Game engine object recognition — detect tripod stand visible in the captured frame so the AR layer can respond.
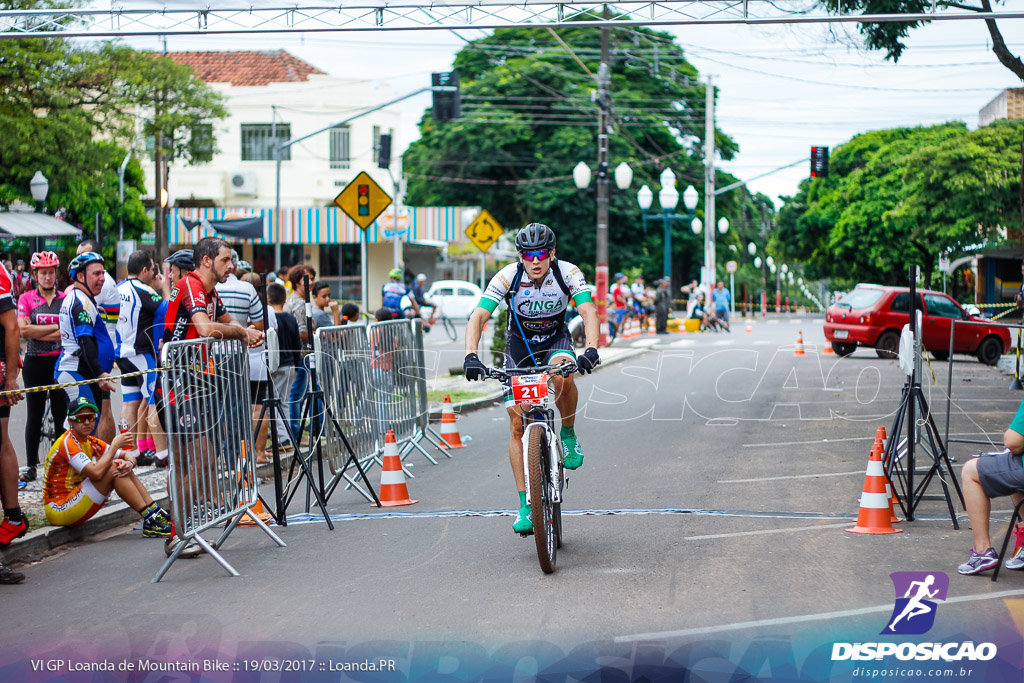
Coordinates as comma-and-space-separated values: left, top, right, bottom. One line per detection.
883, 268, 964, 528
281, 275, 381, 514
250, 274, 332, 527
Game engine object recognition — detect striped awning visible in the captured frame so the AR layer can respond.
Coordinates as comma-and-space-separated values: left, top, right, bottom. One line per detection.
168, 206, 479, 245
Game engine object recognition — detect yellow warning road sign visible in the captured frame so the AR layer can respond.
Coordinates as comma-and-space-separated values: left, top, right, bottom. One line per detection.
335, 171, 392, 230
465, 209, 503, 252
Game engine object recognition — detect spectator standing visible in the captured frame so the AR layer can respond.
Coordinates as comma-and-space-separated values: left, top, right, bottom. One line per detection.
18, 251, 67, 484
11, 260, 31, 299
115, 250, 168, 467
311, 280, 341, 328
654, 278, 671, 335
610, 272, 629, 340
712, 281, 732, 332
74, 241, 119, 442
216, 257, 268, 463
268, 283, 299, 452
285, 264, 317, 443
0, 256, 25, 554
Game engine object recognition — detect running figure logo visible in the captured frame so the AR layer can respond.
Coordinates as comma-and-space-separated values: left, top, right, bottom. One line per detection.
882, 571, 949, 635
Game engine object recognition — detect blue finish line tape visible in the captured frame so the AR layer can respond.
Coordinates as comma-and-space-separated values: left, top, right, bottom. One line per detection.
280, 508, 961, 524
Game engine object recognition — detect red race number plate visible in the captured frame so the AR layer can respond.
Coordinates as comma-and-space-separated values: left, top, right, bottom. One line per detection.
511, 374, 548, 406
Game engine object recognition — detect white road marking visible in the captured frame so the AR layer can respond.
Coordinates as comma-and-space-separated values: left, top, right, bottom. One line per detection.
718, 471, 865, 484
668, 339, 696, 348
631, 338, 661, 348
766, 320, 779, 325
614, 588, 1024, 642
686, 522, 853, 540
743, 436, 876, 448
712, 340, 734, 346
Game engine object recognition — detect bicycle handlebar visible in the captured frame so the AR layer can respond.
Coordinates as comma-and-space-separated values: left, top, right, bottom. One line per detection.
484, 362, 578, 381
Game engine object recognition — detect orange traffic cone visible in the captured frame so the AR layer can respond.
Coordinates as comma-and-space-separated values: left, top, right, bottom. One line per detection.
794, 330, 806, 357
847, 441, 902, 535
745, 319, 753, 334
378, 430, 418, 506
439, 394, 466, 449
239, 499, 274, 526
823, 340, 835, 355
875, 427, 902, 523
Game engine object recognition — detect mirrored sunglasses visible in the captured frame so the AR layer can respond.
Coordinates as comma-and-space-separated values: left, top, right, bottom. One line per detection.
69, 414, 96, 424
520, 249, 551, 262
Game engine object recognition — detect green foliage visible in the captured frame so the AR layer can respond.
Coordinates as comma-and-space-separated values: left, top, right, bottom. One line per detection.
491, 307, 509, 367
775, 120, 1023, 289
0, 29, 225, 249
404, 21, 770, 285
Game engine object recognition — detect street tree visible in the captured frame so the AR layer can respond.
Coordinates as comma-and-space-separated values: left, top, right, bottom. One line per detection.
819, 0, 1023, 80
0, 32, 224, 259
404, 22, 767, 286
774, 119, 1023, 289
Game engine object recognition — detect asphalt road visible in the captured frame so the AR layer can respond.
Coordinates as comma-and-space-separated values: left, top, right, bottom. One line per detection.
5, 317, 1024, 680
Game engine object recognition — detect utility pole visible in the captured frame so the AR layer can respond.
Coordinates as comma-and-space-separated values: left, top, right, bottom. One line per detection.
703, 75, 716, 303
595, 8, 611, 347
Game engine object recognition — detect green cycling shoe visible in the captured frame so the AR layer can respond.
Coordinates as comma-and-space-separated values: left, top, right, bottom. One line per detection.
561, 434, 584, 470
512, 507, 533, 534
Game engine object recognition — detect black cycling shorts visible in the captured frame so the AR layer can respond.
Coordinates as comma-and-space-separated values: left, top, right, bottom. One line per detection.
502, 329, 576, 407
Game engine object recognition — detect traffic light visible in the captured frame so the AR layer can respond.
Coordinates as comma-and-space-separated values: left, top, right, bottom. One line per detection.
811, 146, 829, 178
357, 184, 369, 217
431, 71, 461, 122
377, 133, 391, 170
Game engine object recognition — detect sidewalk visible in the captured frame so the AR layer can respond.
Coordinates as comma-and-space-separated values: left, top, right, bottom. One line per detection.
2, 343, 647, 567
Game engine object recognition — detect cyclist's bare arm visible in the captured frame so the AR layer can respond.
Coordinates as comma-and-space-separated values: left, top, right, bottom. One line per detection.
466, 306, 490, 355
576, 301, 600, 349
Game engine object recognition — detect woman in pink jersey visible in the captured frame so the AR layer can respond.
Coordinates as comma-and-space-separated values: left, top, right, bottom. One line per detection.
17, 252, 67, 483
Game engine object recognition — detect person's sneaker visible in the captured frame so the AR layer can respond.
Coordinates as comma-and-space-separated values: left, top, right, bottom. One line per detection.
1006, 545, 1024, 570
164, 536, 203, 559
0, 518, 28, 548
958, 547, 999, 575
18, 466, 36, 483
136, 451, 155, 467
154, 456, 169, 469
142, 514, 173, 538
561, 435, 584, 470
0, 562, 25, 584
512, 508, 533, 535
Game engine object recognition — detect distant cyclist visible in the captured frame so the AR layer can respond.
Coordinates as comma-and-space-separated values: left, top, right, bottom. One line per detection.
381, 268, 420, 320
18, 251, 67, 484
411, 274, 437, 326
463, 223, 600, 534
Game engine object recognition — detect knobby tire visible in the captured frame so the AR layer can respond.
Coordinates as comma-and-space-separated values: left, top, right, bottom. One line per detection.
442, 316, 457, 342
528, 427, 557, 574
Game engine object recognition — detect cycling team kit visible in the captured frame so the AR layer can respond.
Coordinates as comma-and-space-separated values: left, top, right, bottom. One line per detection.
115, 278, 167, 405
56, 288, 116, 410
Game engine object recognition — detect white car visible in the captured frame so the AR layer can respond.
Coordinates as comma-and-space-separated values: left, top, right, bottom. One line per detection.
402, 280, 495, 320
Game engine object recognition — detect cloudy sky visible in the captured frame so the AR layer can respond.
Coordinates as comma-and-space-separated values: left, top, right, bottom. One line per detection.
125, 13, 1022, 206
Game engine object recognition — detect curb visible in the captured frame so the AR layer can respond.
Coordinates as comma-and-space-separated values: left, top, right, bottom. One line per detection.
1, 458, 291, 567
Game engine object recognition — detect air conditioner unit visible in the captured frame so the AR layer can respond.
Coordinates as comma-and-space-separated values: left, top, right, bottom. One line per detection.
228, 171, 257, 196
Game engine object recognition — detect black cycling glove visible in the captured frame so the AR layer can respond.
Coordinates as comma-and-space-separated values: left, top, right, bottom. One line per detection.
464, 353, 486, 381
577, 347, 600, 374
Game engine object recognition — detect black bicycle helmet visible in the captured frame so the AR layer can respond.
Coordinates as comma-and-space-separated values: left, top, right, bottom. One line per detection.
515, 223, 556, 251
164, 249, 195, 271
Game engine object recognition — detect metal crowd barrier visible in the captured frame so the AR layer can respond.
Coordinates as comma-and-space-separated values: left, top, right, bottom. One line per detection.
315, 324, 382, 501
365, 318, 439, 465
153, 338, 285, 582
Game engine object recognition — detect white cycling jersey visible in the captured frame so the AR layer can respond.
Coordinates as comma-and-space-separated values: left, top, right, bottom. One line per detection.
479, 260, 590, 343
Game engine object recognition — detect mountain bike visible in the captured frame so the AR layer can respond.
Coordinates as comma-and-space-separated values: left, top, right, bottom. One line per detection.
484, 361, 578, 574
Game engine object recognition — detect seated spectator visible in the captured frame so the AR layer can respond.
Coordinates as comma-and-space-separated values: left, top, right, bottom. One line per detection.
958, 399, 1024, 575
42, 397, 171, 537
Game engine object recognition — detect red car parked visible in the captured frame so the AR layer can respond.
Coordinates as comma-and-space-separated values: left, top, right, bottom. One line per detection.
824, 285, 1011, 365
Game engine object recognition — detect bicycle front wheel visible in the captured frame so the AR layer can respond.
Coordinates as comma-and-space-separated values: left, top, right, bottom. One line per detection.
442, 315, 457, 342
527, 427, 557, 574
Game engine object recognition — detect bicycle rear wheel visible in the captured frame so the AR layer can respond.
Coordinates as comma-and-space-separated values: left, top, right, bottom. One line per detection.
441, 315, 457, 342
39, 398, 56, 462
527, 427, 557, 573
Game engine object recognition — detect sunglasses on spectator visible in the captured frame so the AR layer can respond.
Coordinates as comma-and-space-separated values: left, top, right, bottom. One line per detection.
69, 414, 96, 424
520, 249, 551, 262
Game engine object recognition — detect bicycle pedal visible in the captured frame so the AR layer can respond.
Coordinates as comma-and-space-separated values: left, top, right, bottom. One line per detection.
518, 531, 533, 538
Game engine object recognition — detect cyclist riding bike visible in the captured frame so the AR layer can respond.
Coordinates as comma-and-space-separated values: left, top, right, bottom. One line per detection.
463, 223, 600, 534
381, 268, 420, 321
410, 274, 438, 326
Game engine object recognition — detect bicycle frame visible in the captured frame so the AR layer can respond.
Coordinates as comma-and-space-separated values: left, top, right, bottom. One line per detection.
521, 405, 561, 506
